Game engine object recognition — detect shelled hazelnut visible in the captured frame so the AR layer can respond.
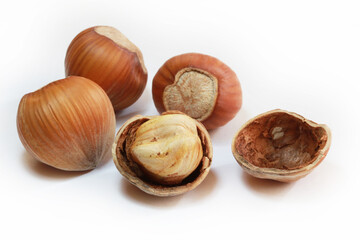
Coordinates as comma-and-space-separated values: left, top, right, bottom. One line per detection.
112, 111, 213, 196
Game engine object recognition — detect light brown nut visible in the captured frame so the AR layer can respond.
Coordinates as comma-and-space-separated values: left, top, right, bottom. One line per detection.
17, 76, 116, 171
65, 26, 147, 111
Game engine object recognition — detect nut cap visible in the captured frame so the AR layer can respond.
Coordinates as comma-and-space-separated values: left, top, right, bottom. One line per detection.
231, 109, 331, 182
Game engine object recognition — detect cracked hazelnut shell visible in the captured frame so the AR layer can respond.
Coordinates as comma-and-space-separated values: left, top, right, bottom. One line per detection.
231, 109, 331, 182
112, 111, 213, 197
152, 53, 242, 130
65, 26, 147, 112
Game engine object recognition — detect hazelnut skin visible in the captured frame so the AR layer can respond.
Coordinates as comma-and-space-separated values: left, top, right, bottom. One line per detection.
231, 109, 331, 182
65, 26, 147, 112
152, 53, 242, 130
112, 111, 213, 197
17, 76, 116, 171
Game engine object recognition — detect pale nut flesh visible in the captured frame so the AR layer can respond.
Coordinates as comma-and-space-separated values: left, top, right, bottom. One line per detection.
231, 109, 331, 182
129, 114, 203, 185
112, 111, 213, 197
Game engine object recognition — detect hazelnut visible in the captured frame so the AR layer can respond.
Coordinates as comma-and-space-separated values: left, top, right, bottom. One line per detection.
152, 53, 242, 130
231, 109, 331, 182
17, 76, 116, 171
112, 111, 212, 196
65, 26, 147, 112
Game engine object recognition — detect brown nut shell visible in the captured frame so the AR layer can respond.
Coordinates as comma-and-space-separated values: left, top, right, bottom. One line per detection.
152, 53, 242, 130
65, 26, 147, 112
231, 109, 331, 182
17, 76, 116, 171
112, 111, 213, 197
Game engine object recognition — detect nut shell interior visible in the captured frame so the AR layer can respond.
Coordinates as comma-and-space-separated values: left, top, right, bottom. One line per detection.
112, 111, 213, 197
232, 109, 331, 182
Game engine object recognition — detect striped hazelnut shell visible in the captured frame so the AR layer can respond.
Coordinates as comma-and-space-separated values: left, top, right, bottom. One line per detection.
65, 26, 147, 112
112, 111, 213, 197
152, 53, 242, 130
231, 109, 331, 182
17, 76, 116, 171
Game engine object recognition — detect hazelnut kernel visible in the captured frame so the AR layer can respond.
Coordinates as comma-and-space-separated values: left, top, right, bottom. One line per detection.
129, 114, 203, 185
112, 111, 213, 197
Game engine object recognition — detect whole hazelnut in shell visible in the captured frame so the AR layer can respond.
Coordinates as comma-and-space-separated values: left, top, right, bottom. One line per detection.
17, 76, 116, 171
112, 111, 212, 196
152, 53, 242, 130
65, 26, 147, 112
231, 109, 331, 182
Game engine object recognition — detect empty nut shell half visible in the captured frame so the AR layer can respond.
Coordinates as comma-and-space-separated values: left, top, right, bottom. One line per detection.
112, 111, 213, 197
231, 109, 331, 182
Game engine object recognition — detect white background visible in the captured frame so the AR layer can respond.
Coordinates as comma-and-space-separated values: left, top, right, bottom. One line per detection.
1, 0, 359, 239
